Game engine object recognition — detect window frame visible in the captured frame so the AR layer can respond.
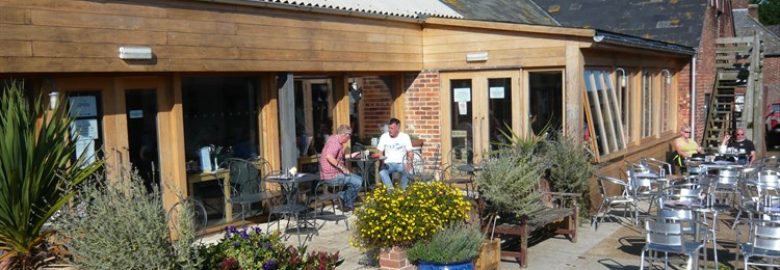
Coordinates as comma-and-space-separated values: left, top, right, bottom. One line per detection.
583, 68, 627, 159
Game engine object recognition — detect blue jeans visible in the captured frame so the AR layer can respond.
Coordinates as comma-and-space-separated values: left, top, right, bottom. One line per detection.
324, 173, 362, 208
379, 163, 410, 190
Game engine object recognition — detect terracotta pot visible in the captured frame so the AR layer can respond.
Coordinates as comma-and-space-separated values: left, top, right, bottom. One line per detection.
411, 139, 424, 148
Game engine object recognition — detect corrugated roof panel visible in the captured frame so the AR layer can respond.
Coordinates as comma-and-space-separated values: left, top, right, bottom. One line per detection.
244, 0, 463, 18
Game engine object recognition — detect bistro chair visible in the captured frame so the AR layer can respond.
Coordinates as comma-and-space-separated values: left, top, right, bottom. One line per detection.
738, 220, 780, 269
443, 145, 478, 197
626, 163, 664, 225
591, 175, 635, 229
639, 218, 704, 270
223, 158, 273, 221
309, 179, 349, 232
408, 144, 442, 182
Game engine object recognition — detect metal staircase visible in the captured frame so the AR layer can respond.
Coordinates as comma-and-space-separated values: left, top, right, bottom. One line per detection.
701, 36, 762, 151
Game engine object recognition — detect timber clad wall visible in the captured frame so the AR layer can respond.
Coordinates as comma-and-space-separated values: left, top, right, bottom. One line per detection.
0, 0, 423, 73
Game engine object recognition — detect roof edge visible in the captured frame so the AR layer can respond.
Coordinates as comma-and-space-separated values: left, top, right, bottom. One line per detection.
424, 17, 594, 37
193, 0, 426, 23
594, 30, 696, 55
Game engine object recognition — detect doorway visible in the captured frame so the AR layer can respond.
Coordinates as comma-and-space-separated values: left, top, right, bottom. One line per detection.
125, 89, 160, 191
528, 71, 563, 136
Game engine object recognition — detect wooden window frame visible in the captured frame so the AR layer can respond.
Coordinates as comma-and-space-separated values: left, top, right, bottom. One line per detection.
583, 68, 627, 159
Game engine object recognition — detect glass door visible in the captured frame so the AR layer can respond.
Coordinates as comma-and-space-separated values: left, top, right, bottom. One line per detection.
443, 71, 519, 165
125, 89, 160, 191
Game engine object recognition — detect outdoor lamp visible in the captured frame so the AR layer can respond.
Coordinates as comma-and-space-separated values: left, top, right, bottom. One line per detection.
661, 69, 671, 84
49, 91, 59, 110
616, 67, 627, 87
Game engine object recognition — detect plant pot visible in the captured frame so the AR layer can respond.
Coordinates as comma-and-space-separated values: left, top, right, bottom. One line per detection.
418, 261, 474, 270
380, 246, 415, 270
411, 139, 424, 148
474, 239, 501, 270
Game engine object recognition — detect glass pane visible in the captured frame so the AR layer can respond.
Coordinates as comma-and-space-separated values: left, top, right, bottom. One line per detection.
488, 78, 512, 150
451, 79, 472, 164
619, 71, 630, 142
126, 89, 159, 191
661, 75, 670, 132
642, 72, 653, 138
529, 72, 563, 136
602, 74, 624, 149
584, 70, 606, 155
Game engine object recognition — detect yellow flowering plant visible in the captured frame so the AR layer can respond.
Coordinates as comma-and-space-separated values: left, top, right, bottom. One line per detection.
350, 181, 471, 250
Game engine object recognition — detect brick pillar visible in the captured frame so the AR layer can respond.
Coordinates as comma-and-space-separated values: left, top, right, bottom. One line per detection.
379, 246, 416, 270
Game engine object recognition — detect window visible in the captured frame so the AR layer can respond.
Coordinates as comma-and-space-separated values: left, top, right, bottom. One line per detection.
616, 68, 630, 142
660, 69, 673, 133
584, 69, 626, 156
641, 71, 654, 138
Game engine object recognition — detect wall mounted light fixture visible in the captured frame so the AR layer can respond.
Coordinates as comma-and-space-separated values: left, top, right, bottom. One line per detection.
615, 67, 627, 87
118, 46, 153, 60
49, 91, 59, 110
661, 69, 672, 84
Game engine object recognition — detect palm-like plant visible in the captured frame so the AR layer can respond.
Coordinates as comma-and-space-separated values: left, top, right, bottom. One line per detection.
0, 81, 102, 269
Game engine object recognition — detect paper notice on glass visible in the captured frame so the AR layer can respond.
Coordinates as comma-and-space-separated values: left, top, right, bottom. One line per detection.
68, 96, 97, 117
489, 86, 505, 99
70, 119, 99, 140
453, 88, 471, 102
75, 139, 96, 166
458, 102, 468, 115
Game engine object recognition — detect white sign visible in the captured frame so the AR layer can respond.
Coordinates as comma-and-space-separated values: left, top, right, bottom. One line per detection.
458, 102, 468, 115
453, 88, 471, 102
68, 96, 97, 117
489, 86, 505, 99
129, 110, 144, 119
452, 130, 468, 138
71, 119, 99, 140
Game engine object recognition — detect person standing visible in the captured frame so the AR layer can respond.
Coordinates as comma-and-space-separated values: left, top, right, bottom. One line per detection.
377, 118, 414, 190
719, 128, 756, 164
319, 125, 363, 211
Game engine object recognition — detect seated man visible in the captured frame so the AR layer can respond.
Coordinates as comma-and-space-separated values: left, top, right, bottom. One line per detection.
319, 125, 362, 211
719, 128, 756, 164
377, 118, 414, 190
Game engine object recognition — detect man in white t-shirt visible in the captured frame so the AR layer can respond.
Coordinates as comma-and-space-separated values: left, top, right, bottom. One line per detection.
377, 118, 414, 190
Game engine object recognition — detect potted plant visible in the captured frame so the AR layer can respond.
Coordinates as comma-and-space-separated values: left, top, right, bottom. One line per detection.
409, 134, 425, 148
543, 132, 596, 216
407, 222, 484, 270
475, 147, 546, 223
351, 182, 472, 268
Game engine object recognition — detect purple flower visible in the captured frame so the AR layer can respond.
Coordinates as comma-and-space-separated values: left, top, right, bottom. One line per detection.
232, 241, 240, 247
254, 226, 262, 234
264, 243, 273, 249
239, 230, 249, 239
262, 259, 278, 270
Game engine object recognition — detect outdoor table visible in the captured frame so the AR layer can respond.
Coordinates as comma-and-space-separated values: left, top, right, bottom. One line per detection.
187, 169, 232, 223
265, 172, 319, 244
346, 156, 384, 192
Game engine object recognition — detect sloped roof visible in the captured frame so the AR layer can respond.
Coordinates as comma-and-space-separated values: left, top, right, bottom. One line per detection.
438, 0, 558, 26
768, 25, 780, 37
530, 0, 707, 48
238, 0, 463, 19
733, 9, 780, 56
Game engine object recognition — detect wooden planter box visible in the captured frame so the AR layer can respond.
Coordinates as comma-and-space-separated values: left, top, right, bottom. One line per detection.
475, 239, 501, 270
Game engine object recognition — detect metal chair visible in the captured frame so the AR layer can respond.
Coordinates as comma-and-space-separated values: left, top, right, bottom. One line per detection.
626, 164, 664, 225
640, 218, 704, 270
738, 220, 780, 269
443, 145, 477, 197
223, 158, 272, 220
591, 175, 635, 229
309, 179, 349, 232
408, 144, 442, 182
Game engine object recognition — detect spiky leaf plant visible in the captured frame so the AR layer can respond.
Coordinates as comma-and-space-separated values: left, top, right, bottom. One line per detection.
0, 81, 103, 269
476, 148, 545, 218
544, 132, 596, 214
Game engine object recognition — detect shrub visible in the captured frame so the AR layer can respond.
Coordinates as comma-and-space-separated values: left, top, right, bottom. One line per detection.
351, 182, 471, 250
476, 148, 545, 218
406, 222, 483, 264
544, 132, 596, 215
54, 167, 200, 270
200, 226, 342, 270
0, 80, 102, 269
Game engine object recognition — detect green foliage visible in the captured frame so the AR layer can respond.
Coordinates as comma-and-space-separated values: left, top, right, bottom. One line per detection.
406, 222, 483, 264
0, 81, 103, 269
544, 132, 597, 213
351, 182, 472, 250
495, 122, 549, 156
54, 168, 200, 270
200, 226, 342, 270
752, 0, 780, 25
476, 148, 545, 218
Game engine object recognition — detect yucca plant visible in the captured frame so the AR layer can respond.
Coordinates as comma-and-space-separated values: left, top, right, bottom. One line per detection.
0, 81, 102, 269
544, 131, 596, 215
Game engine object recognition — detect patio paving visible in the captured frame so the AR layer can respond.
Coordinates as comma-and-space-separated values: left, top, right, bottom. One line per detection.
198, 204, 752, 270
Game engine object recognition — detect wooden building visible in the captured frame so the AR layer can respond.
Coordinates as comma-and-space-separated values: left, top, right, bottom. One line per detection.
0, 0, 694, 222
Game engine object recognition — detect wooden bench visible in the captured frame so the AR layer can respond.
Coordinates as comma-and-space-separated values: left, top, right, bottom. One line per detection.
482, 192, 579, 268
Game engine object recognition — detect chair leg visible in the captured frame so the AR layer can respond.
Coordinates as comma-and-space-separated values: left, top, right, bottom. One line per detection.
664, 252, 669, 270
640, 249, 646, 270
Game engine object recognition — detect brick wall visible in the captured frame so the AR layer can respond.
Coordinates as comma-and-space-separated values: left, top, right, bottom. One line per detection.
677, 63, 692, 129
765, 57, 780, 108
694, 6, 719, 142
359, 76, 393, 139
403, 71, 441, 162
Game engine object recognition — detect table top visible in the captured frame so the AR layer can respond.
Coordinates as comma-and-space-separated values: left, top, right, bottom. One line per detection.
346, 156, 385, 162
457, 164, 482, 173
265, 172, 319, 183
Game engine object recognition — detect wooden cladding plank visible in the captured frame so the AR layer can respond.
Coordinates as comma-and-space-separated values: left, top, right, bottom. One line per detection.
235, 23, 421, 46
0, 40, 32, 57
0, 0, 168, 18
0, 7, 30, 24
30, 10, 238, 35
0, 24, 169, 45
424, 56, 565, 69
166, 32, 419, 54
424, 47, 566, 62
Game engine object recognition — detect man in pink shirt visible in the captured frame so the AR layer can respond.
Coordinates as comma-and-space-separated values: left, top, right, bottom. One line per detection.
319, 125, 362, 211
